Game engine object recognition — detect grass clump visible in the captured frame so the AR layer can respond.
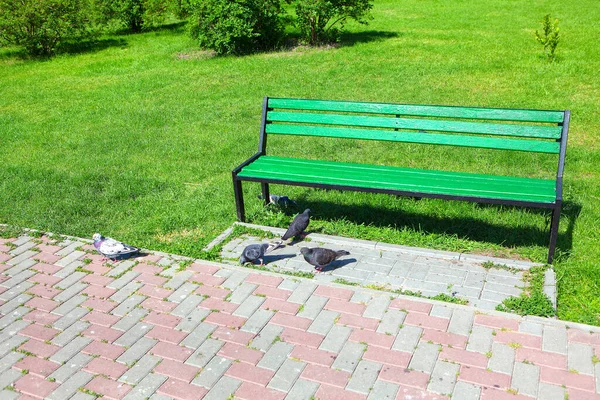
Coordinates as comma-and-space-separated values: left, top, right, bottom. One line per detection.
430, 293, 469, 306
481, 261, 521, 275
333, 278, 360, 286
0, 226, 25, 239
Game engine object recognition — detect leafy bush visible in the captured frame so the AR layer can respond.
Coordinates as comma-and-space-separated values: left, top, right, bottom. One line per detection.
95, 0, 171, 32
294, 0, 374, 45
187, 0, 285, 55
535, 14, 560, 61
0, 0, 96, 56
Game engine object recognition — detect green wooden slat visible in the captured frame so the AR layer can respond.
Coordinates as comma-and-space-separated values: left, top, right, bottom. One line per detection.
252, 156, 555, 189
239, 157, 556, 203
244, 160, 555, 202
249, 157, 554, 195
266, 124, 560, 154
268, 98, 565, 123
239, 168, 555, 203
267, 111, 562, 139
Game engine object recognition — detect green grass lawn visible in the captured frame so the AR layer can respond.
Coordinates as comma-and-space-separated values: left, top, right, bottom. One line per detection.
1, 0, 600, 324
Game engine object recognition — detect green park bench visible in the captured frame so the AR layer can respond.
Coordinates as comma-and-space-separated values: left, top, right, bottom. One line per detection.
232, 97, 570, 263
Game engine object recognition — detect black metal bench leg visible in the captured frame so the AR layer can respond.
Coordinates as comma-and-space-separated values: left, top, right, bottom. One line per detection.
261, 183, 270, 206
547, 204, 561, 264
233, 177, 245, 222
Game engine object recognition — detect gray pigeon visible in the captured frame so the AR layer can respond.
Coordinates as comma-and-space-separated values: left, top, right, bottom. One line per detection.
282, 209, 311, 241
300, 247, 350, 272
258, 194, 298, 208
239, 241, 283, 265
93, 233, 140, 260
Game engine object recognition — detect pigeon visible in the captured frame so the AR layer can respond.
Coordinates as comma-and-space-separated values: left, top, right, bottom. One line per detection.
282, 209, 311, 241
300, 247, 350, 272
259, 194, 297, 208
92, 233, 140, 260
239, 241, 284, 265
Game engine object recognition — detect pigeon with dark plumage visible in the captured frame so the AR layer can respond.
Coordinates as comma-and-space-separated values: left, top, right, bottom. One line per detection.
282, 209, 311, 241
239, 241, 283, 265
93, 233, 140, 260
300, 247, 350, 272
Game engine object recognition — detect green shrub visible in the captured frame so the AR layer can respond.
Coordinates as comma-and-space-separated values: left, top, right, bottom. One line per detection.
0, 0, 96, 56
535, 14, 560, 61
187, 0, 285, 55
293, 0, 373, 45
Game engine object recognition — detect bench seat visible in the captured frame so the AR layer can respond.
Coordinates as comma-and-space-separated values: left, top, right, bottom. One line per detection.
238, 156, 557, 205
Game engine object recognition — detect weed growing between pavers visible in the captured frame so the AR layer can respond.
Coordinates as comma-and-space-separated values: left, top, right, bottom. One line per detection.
496, 265, 554, 317
481, 261, 522, 275
333, 278, 360, 286
429, 293, 469, 306
75, 266, 94, 274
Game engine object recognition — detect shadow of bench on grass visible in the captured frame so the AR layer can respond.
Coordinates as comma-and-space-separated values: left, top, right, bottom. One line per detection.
275, 197, 581, 262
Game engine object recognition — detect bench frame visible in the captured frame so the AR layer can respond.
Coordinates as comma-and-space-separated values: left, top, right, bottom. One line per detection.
232, 97, 570, 264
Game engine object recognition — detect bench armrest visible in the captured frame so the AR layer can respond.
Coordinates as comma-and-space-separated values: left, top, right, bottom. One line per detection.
232, 152, 263, 175
556, 176, 563, 202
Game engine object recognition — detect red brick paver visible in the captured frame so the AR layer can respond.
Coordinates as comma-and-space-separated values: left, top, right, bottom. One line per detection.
158, 378, 208, 400
218, 342, 263, 364
301, 363, 350, 388
153, 359, 199, 383
14, 356, 60, 377
226, 362, 275, 386
235, 382, 286, 400
316, 383, 368, 400
290, 345, 337, 367
151, 341, 193, 362
84, 357, 128, 379
20, 324, 59, 341
82, 340, 126, 360
379, 365, 429, 389
459, 365, 511, 389
18, 340, 60, 359
363, 346, 411, 368
85, 376, 132, 399
14, 374, 59, 398
82, 324, 123, 343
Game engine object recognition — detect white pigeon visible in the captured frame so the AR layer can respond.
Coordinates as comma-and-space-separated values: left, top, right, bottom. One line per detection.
92, 233, 140, 260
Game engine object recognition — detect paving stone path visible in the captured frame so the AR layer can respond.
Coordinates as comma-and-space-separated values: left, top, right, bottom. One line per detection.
0, 232, 598, 400
219, 223, 547, 311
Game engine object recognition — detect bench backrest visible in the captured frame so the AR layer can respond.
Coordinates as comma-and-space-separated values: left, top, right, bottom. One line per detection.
259, 97, 569, 178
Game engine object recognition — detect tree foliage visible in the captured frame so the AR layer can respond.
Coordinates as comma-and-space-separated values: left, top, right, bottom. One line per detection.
95, 0, 171, 32
0, 0, 96, 56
